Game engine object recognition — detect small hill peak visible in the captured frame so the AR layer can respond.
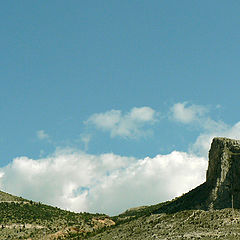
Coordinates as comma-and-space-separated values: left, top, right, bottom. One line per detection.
0, 190, 24, 202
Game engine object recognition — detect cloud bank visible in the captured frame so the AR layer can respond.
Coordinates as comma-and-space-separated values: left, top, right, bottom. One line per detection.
0, 149, 207, 216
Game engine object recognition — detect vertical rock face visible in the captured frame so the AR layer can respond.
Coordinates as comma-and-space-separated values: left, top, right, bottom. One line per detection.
155, 137, 240, 214
206, 137, 240, 209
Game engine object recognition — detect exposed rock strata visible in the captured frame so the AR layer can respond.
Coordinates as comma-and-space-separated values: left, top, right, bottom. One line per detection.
155, 137, 240, 213
206, 137, 240, 209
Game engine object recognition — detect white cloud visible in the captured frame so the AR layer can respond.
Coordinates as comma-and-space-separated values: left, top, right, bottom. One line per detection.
191, 121, 240, 157
86, 107, 157, 138
0, 149, 207, 216
36, 130, 50, 140
80, 134, 91, 151
171, 102, 208, 124
129, 107, 156, 122
88, 151, 207, 214
1, 102, 238, 216
169, 102, 238, 157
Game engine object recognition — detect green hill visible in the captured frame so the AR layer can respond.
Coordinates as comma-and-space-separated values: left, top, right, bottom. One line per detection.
0, 190, 24, 202
0, 191, 114, 240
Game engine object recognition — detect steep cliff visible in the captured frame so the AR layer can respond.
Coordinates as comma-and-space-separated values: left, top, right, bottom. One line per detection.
154, 137, 240, 213
206, 137, 240, 209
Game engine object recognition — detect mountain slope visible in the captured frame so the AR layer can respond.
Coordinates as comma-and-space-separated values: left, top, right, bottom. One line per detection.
0, 190, 24, 202
0, 192, 114, 240
1, 137, 240, 239
89, 209, 240, 240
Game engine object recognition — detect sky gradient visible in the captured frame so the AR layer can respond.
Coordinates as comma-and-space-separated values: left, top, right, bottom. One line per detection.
0, 1, 240, 215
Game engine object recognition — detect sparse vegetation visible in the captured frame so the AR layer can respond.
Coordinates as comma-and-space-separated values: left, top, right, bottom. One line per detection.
0, 192, 112, 239
89, 209, 240, 240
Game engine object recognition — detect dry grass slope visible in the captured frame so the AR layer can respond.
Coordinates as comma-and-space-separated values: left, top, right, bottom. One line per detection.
89, 209, 240, 240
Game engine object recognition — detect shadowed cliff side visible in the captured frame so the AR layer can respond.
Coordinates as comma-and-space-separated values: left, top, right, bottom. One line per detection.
153, 137, 240, 214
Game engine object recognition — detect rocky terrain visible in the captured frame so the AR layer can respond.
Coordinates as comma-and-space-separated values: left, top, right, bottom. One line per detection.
89, 209, 240, 240
1, 137, 240, 239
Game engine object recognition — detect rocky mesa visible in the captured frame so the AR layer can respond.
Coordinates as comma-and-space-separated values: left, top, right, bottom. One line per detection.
153, 137, 240, 214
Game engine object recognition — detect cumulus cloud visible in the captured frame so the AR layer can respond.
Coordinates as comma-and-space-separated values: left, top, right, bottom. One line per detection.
86, 107, 157, 138
88, 151, 207, 214
0, 149, 207, 216
37, 130, 50, 141
171, 102, 208, 124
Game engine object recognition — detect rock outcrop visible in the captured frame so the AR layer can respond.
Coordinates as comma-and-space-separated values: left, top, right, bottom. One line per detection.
206, 137, 240, 209
155, 137, 240, 213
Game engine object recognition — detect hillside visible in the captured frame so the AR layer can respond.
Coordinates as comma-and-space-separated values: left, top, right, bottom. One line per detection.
1, 137, 240, 239
89, 209, 240, 240
0, 190, 24, 202
0, 191, 114, 240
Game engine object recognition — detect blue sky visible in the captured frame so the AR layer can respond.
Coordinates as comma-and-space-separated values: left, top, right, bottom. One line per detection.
0, 1, 240, 215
